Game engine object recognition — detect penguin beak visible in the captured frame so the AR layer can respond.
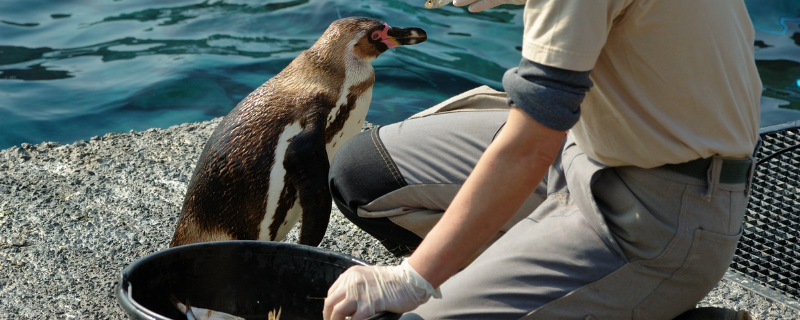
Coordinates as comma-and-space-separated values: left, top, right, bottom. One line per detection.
384, 26, 427, 48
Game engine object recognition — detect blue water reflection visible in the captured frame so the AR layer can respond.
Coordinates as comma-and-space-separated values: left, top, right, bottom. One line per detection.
0, 0, 799, 149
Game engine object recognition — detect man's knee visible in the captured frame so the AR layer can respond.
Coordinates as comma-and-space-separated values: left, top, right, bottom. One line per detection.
328, 128, 422, 257
329, 128, 407, 210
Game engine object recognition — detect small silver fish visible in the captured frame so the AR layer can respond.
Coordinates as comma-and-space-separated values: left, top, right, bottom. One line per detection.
425, 0, 453, 9
171, 296, 247, 320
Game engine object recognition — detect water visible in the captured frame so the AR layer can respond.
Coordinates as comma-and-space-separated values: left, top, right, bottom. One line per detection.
0, 0, 799, 150
748, 0, 800, 127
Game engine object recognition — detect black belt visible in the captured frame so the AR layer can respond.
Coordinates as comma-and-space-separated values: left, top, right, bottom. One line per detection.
661, 157, 752, 184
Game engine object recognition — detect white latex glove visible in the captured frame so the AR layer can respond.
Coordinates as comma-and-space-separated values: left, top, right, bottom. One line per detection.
453, 0, 526, 12
323, 260, 442, 320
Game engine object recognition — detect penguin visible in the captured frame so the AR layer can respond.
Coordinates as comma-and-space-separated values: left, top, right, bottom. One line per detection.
169, 17, 427, 247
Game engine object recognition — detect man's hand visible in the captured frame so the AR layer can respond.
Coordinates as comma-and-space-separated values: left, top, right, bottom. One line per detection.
323, 260, 441, 320
453, 0, 526, 12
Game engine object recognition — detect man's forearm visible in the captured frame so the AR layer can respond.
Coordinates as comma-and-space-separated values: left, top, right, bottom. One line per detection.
407, 107, 566, 288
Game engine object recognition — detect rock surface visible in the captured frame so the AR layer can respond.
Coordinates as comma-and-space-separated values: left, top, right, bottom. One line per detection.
0, 118, 797, 319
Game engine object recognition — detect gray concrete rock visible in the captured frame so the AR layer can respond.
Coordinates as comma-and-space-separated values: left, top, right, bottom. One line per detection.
0, 119, 796, 319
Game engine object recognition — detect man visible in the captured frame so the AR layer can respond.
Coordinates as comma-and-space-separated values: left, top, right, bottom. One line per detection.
323, 0, 761, 319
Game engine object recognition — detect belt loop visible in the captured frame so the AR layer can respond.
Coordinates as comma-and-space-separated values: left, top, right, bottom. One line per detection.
745, 156, 756, 198
745, 139, 761, 198
704, 156, 723, 201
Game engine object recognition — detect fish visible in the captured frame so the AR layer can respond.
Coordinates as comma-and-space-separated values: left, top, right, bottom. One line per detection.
169, 296, 282, 320
425, 0, 453, 9
268, 308, 281, 320
170, 296, 247, 320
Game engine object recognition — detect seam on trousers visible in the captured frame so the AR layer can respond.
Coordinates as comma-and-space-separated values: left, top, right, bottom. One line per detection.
412, 108, 511, 119
371, 126, 407, 188
519, 263, 635, 320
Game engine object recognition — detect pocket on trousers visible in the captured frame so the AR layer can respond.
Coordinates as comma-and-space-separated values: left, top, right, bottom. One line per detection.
633, 228, 742, 320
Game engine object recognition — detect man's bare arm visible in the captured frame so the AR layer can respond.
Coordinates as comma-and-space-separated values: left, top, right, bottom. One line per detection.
408, 107, 566, 287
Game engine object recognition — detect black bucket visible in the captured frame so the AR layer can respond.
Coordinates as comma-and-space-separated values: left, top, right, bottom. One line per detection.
117, 241, 400, 320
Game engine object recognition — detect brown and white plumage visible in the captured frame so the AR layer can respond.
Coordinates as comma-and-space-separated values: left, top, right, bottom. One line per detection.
170, 17, 426, 247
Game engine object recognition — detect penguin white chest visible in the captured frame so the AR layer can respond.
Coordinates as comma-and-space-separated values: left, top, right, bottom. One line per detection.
258, 122, 304, 241
325, 49, 375, 162
326, 87, 373, 162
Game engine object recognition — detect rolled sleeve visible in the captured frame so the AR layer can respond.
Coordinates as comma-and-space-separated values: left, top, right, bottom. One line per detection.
503, 58, 593, 132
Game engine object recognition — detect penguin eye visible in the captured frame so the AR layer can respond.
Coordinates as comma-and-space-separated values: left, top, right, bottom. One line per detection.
371, 32, 381, 41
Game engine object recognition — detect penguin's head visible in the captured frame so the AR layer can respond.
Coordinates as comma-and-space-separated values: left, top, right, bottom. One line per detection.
317, 17, 427, 62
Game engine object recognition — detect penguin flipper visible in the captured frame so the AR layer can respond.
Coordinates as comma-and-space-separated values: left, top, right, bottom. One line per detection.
284, 123, 331, 246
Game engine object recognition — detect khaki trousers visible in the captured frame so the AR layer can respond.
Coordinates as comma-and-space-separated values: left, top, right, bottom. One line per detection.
329, 87, 752, 319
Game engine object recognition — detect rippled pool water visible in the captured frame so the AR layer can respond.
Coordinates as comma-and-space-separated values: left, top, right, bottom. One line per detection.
0, 0, 799, 149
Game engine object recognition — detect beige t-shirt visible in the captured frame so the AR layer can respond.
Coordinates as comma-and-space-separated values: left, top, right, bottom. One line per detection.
522, 0, 762, 168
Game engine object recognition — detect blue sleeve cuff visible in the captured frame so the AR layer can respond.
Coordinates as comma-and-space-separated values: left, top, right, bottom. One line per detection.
502, 58, 593, 131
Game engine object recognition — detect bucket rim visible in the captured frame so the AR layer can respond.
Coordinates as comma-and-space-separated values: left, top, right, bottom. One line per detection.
119, 241, 369, 279
115, 240, 376, 319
